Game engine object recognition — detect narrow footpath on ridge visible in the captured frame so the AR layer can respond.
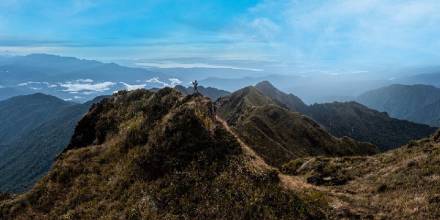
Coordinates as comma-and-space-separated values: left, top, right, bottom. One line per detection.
214, 114, 369, 216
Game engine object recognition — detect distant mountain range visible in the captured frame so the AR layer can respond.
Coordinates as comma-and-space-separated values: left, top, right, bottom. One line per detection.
3, 53, 440, 104
0, 54, 177, 102
398, 71, 440, 87
358, 84, 440, 127
254, 81, 437, 150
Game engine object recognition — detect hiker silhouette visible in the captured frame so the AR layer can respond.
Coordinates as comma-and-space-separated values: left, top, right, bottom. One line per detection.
192, 80, 199, 94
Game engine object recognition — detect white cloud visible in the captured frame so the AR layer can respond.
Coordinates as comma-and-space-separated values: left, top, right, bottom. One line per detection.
17, 81, 58, 88
120, 82, 147, 91
136, 62, 263, 72
145, 77, 183, 88
349, 70, 369, 74
76, 78, 94, 83
234, 0, 440, 66
145, 77, 164, 85
169, 78, 182, 87
59, 80, 115, 93
18, 81, 40, 86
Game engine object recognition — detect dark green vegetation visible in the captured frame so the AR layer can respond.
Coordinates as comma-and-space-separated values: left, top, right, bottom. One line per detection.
306, 102, 436, 150
358, 84, 440, 127
0, 94, 103, 192
216, 86, 377, 167
281, 131, 440, 219
0, 89, 330, 219
255, 81, 437, 150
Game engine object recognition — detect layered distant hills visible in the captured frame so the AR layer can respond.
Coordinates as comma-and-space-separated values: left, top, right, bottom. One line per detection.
0, 54, 175, 102
254, 81, 436, 150
0, 94, 106, 192
3, 53, 440, 104
358, 84, 440, 127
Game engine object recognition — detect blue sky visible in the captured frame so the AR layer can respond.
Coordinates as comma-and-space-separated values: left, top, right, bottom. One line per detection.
1, 0, 440, 69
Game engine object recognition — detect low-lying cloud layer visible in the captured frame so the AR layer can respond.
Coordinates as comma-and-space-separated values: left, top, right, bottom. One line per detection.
60, 80, 115, 93
13, 77, 184, 99
145, 77, 183, 88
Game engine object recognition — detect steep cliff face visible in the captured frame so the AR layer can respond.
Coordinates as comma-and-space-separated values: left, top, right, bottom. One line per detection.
0, 88, 327, 219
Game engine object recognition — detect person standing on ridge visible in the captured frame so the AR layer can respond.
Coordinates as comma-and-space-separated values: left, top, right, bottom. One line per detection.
192, 80, 199, 94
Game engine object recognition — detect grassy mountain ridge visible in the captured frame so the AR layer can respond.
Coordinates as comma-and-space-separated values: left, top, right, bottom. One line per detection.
0, 88, 329, 219
216, 86, 377, 167
2, 87, 439, 219
0, 86, 228, 193
255, 81, 308, 112
281, 130, 440, 218
254, 81, 437, 150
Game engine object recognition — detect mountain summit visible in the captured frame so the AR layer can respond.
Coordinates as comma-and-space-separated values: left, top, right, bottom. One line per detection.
216, 86, 377, 167
0, 88, 327, 219
255, 81, 308, 113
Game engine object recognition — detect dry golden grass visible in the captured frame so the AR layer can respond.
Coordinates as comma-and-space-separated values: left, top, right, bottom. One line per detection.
281, 133, 440, 219
0, 89, 328, 220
